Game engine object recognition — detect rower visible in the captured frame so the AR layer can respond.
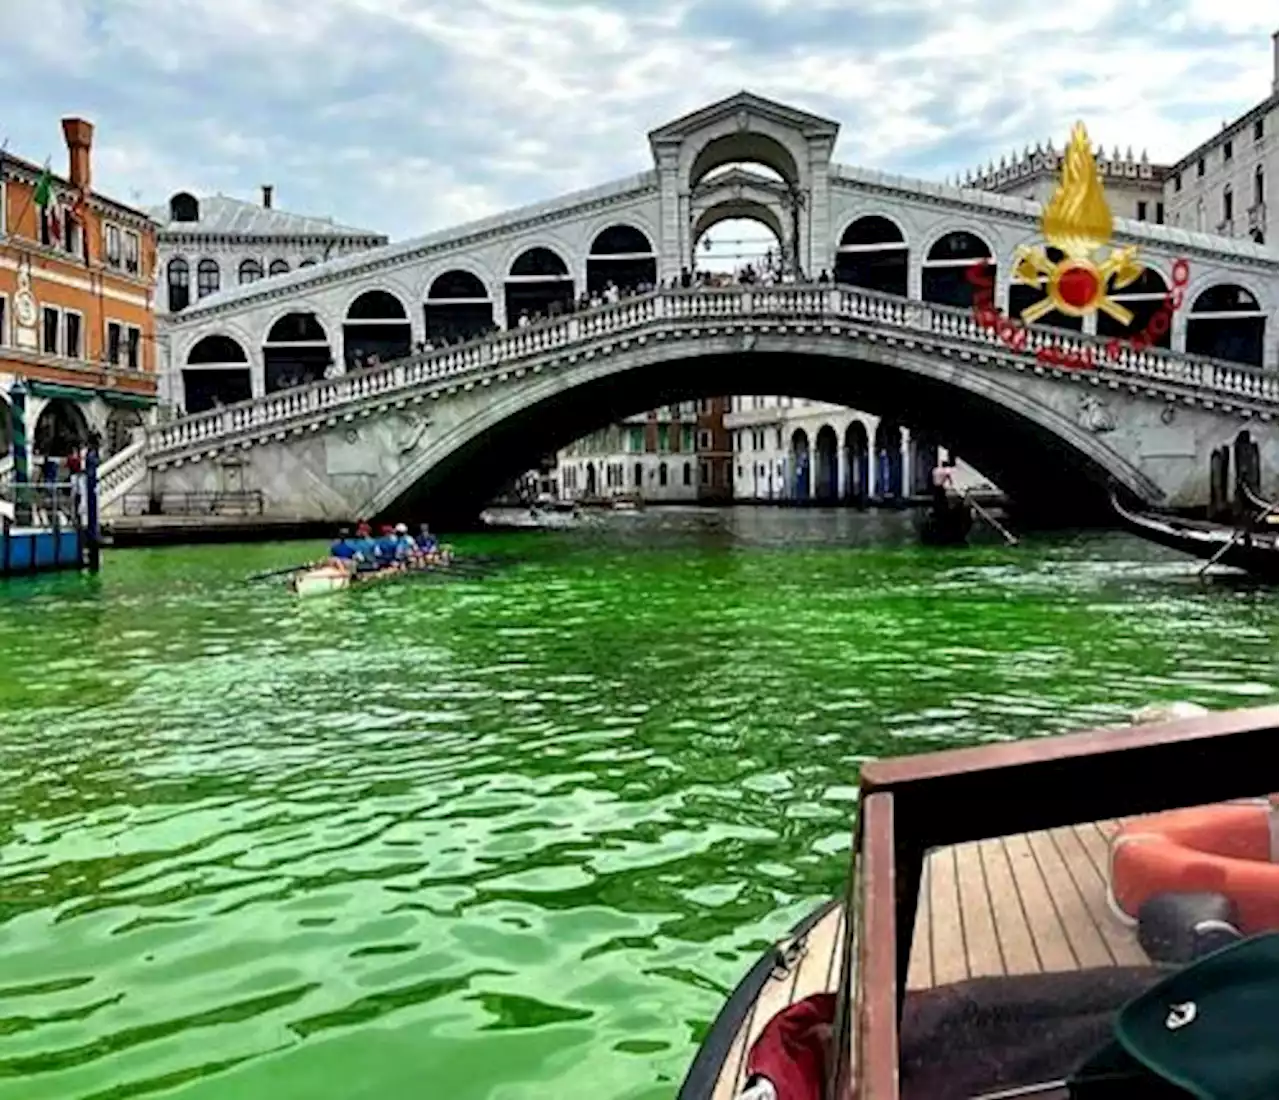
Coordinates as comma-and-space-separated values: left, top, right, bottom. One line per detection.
393, 523, 416, 562
375, 525, 401, 567
355, 518, 372, 539
329, 528, 357, 572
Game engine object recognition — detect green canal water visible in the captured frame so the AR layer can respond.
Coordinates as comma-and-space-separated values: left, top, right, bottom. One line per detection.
0, 508, 1275, 1100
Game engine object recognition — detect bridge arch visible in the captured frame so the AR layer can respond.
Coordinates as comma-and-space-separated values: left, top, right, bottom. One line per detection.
262, 310, 332, 393
921, 229, 996, 308
34, 399, 90, 458
424, 268, 494, 344
692, 203, 785, 271
873, 419, 905, 497
835, 214, 909, 296
790, 428, 811, 498
1185, 283, 1266, 367
814, 424, 839, 501
843, 420, 870, 501
504, 245, 574, 328
587, 223, 657, 295
184, 333, 251, 414
686, 131, 801, 188
342, 288, 412, 369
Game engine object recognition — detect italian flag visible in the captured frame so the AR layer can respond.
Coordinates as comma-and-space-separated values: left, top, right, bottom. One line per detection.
33, 163, 64, 245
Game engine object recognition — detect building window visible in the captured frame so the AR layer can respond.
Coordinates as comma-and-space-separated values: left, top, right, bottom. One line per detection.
1136, 200, 1147, 221
1197, 158, 1205, 177
698, 398, 710, 414
657, 424, 669, 452
775, 427, 783, 450
1174, 173, 1182, 192
0, 296, 7, 346
1223, 139, 1233, 162
1223, 185, 1233, 223
680, 425, 694, 452
106, 321, 122, 365
0, 180, 5, 235
103, 223, 121, 267
64, 311, 82, 359
41, 306, 60, 354
238, 258, 264, 284
1255, 118, 1265, 142
126, 326, 141, 370
196, 259, 220, 298
167, 258, 190, 312
658, 462, 668, 487
734, 430, 743, 452
682, 462, 691, 486
700, 461, 709, 485
1156, 202, 1165, 224
123, 231, 140, 274
268, 258, 290, 276
697, 429, 711, 450
300, 258, 318, 267
628, 426, 644, 452
1255, 165, 1265, 206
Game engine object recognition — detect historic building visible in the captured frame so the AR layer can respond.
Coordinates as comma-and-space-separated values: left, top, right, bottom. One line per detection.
1163, 34, 1278, 254
557, 399, 733, 504
148, 187, 385, 412
724, 397, 995, 502
1, 117, 159, 464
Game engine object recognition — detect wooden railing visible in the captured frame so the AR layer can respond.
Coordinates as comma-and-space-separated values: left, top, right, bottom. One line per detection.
146, 285, 1279, 460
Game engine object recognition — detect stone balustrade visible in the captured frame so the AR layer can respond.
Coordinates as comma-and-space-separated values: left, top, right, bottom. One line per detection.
146, 284, 1278, 460
97, 439, 148, 510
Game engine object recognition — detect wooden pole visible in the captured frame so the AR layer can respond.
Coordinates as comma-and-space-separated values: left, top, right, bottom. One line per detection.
85, 436, 101, 572
966, 491, 1019, 545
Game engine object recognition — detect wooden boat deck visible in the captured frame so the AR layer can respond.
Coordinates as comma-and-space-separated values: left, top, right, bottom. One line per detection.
709, 820, 1146, 1099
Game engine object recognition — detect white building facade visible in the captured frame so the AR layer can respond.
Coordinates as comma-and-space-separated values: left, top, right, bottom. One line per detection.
149, 187, 386, 411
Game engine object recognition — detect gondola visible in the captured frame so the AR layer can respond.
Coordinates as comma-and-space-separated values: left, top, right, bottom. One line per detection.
913, 497, 973, 546
1109, 489, 1278, 580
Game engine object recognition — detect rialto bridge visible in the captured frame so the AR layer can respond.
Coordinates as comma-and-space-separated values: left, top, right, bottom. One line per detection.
104, 93, 1278, 524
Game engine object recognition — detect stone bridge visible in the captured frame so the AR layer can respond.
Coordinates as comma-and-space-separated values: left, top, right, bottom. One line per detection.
110, 283, 1278, 527
108, 90, 1278, 524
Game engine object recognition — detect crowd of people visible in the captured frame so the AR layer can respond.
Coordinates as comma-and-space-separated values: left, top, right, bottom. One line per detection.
325, 520, 451, 573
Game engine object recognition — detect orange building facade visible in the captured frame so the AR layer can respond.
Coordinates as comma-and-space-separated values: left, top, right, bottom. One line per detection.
1, 118, 159, 462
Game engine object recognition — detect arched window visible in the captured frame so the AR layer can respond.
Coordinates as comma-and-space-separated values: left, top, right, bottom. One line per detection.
922, 230, 994, 308
167, 257, 190, 312
1254, 165, 1265, 207
169, 192, 199, 222
300, 258, 318, 267
1222, 184, 1233, 224
834, 215, 908, 296
1186, 284, 1265, 367
238, 258, 264, 285
196, 258, 220, 298
268, 259, 290, 276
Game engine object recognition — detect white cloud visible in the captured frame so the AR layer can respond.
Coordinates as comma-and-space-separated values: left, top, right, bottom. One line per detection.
1, 0, 1274, 240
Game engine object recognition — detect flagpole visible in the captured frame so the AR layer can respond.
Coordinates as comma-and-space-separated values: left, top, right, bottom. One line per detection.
12, 155, 55, 240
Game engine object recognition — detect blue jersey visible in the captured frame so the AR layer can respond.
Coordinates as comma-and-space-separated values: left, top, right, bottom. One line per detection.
353, 537, 378, 562
331, 540, 356, 560
375, 535, 400, 561
416, 533, 438, 552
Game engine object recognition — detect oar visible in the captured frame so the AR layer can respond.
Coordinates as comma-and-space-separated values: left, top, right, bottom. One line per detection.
965, 492, 1019, 546
246, 562, 315, 583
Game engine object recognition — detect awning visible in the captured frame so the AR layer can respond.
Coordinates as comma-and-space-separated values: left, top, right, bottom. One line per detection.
28, 381, 157, 408
103, 391, 158, 409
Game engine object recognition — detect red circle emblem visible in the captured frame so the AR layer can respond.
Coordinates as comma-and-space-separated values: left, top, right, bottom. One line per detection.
1057, 264, 1098, 309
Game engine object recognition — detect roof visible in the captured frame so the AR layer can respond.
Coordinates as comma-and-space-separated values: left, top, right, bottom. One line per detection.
147, 194, 386, 240
1168, 92, 1278, 175
831, 162, 1275, 263
649, 90, 841, 146
0, 150, 156, 224
170, 169, 658, 321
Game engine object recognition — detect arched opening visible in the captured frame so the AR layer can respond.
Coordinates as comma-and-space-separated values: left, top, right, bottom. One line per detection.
790, 427, 811, 499
104, 407, 145, 457
196, 258, 220, 300
587, 224, 657, 296
1186, 284, 1266, 366
505, 247, 574, 328
167, 257, 190, 313
1009, 246, 1083, 332
814, 425, 839, 502
425, 270, 494, 344
874, 420, 904, 498
835, 216, 908, 296
268, 259, 290, 277
585, 463, 597, 496
843, 421, 870, 502
33, 399, 89, 458
300, 258, 318, 267
693, 207, 784, 283
908, 431, 940, 495
263, 313, 332, 394
1094, 266, 1170, 348
169, 192, 199, 222
689, 133, 799, 188
633, 460, 643, 489
184, 334, 252, 414
238, 258, 264, 285
343, 289, 411, 370
923, 231, 995, 309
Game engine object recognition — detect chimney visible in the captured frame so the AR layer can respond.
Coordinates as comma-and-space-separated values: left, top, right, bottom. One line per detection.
61, 117, 94, 192
261, 184, 274, 209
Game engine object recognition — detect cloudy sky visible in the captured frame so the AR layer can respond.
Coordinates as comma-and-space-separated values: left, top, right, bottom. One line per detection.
3, 0, 1276, 243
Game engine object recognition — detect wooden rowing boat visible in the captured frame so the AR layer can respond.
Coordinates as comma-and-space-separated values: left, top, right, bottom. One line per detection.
290, 559, 450, 597
678, 705, 1278, 1100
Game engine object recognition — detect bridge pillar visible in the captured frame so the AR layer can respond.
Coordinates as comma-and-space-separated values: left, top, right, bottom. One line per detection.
805, 147, 831, 278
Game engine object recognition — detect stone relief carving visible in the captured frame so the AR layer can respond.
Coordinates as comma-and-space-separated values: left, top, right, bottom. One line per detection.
394, 413, 431, 455
1078, 394, 1117, 433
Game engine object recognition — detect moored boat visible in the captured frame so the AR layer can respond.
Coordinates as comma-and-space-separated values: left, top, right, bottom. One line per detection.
1110, 490, 1278, 579
678, 705, 1278, 1100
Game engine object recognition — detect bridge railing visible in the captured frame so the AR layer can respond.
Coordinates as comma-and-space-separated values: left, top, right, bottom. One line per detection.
146, 284, 1276, 457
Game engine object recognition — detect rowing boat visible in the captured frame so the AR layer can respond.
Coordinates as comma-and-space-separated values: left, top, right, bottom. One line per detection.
289, 559, 450, 597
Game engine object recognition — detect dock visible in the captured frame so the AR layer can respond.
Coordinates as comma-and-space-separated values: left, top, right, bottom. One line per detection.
709, 819, 1145, 1100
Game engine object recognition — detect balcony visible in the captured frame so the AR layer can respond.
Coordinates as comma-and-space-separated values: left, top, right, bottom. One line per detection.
1248, 201, 1267, 236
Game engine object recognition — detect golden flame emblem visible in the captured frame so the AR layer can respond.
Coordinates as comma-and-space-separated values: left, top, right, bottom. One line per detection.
1013, 122, 1143, 325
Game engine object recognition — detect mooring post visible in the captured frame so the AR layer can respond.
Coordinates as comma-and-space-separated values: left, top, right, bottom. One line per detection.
85, 435, 101, 573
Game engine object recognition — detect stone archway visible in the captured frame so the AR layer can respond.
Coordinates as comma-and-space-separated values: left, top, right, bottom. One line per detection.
263, 312, 332, 393
835, 216, 908, 296
425, 270, 494, 344
185, 334, 252, 414
1186, 284, 1266, 367
923, 230, 996, 309
34, 399, 90, 458
343, 289, 411, 370
505, 247, 574, 327
790, 427, 811, 499
874, 420, 904, 498
814, 424, 838, 502
692, 202, 785, 282
587, 225, 657, 295
843, 421, 869, 502
1094, 266, 1171, 347
105, 407, 145, 457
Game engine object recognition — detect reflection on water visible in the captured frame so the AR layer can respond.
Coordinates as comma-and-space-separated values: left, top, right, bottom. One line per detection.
0, 508, 1274, 1099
